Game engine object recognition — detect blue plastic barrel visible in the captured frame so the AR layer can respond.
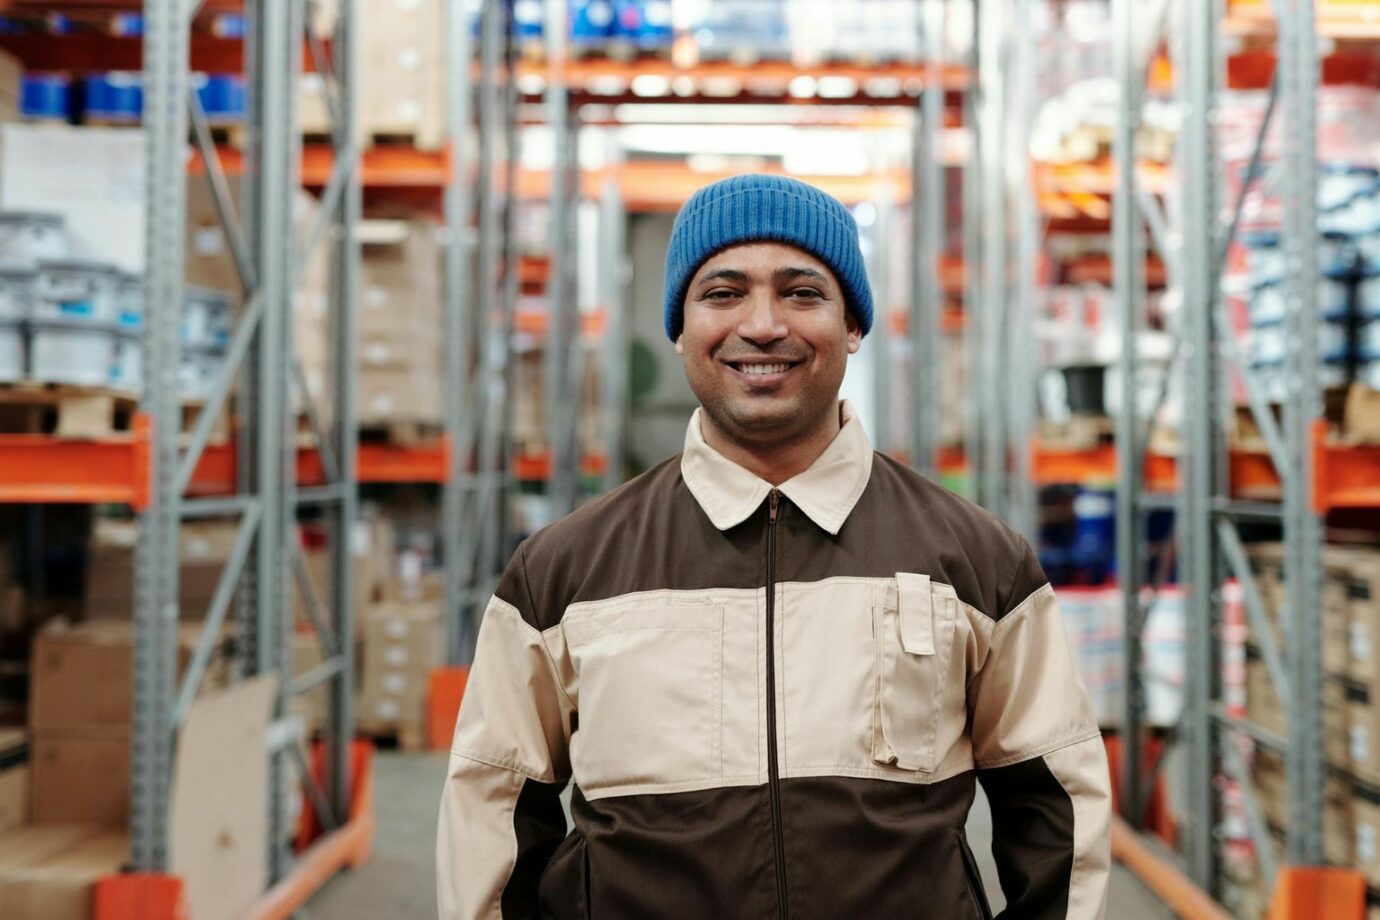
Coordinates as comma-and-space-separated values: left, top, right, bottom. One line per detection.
21, 74, 70, 122
84, 72, 143, 123
571, 0, 614, 48
196, 74, 247, 123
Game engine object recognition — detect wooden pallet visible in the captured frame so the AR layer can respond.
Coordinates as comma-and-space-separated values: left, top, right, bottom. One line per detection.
358, 420, 443, 448
0, 383, 138, 438
1038, 414, 1115, 451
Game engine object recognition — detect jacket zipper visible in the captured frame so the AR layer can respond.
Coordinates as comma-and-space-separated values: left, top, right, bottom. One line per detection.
765, 489, 788, 919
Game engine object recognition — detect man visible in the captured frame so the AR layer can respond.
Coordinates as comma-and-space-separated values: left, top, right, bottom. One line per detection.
438, 174, 1111, 919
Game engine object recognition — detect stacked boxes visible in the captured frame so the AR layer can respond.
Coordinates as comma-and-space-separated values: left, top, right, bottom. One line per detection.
27, 621, 228, 826
84, 519, 241, 620
0, 824, 129, 920
1244, 543, 1380, 893
358, 0, 445, 148
356, 596, 443, 745
0, 729, 26, 834
357, 219, 444, 426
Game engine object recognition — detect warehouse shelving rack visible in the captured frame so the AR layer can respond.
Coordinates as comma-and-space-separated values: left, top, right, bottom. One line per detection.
135, 0, 367, 911
0, 0, 372, 914
1102, 0, 1378, 914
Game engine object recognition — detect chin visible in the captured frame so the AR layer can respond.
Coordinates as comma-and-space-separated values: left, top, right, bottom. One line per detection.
716, 398, 805, 440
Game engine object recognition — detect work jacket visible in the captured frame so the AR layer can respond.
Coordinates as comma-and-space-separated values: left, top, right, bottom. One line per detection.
438, 401, 1112, 919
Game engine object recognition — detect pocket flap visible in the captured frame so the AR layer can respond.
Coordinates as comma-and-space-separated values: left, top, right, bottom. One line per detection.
896, 572, 934, 656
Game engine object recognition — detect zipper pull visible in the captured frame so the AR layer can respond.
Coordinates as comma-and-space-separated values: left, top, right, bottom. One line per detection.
768, 489, 780, 524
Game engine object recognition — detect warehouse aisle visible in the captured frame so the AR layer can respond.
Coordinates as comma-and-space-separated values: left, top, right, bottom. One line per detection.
306, 752, 1173, 919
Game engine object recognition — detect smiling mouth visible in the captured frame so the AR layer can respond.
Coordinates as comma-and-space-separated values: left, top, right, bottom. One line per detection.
726, 360, 802, 376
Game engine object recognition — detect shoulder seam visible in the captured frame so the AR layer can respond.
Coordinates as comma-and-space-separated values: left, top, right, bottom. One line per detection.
995, 582, 1056, 631
449, 747, 569, 784
974, 728, 1103, 771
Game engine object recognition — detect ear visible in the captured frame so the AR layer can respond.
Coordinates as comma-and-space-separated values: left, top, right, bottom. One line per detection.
845, 311, 863, 355
674, 334, 684, 355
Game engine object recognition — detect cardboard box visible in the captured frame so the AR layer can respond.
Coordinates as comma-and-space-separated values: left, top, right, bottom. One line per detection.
29, 732, 129, 826
29, 621, 227, 734
359, 366, 442, 424
0, 827, 128, 920
1344, 547, 1380, 692
1355, 793, 1380, 887
359, 0, 445, 147
0, 729, 27, 835
1324, 778, 1356, 866
357, 600, 441, 733
184, 174, 244, 299
1344, 384, 1380, 444
1245, 656, 1286, 737
358, 219, 442, 328
85, 519, 242, 620
378, 570, 443, 604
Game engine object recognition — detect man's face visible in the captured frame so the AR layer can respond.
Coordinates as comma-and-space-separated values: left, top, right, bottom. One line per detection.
676, 242, 862, 448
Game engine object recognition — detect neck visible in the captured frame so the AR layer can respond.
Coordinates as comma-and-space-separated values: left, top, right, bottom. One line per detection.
700, 403, 844, 486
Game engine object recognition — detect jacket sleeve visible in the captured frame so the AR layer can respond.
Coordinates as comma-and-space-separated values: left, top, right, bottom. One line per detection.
968, 542, 1112, 920
437, 544, 574, 920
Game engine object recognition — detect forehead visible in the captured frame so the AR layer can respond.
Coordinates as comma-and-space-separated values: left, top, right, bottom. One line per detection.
691, 242, 837, 284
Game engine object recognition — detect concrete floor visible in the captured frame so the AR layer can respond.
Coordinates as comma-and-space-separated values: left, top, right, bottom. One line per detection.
305, 752, 1176, 919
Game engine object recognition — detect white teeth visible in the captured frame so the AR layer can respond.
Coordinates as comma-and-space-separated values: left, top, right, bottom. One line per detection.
739, 363, 789, 375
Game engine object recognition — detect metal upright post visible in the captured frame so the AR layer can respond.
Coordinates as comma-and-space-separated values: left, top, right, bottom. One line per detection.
1278, 0, 1324, 867
910, 0, 945, 480
1178, 0, 1218, 888
1112, 0, 1148, 826
132, 0, 190, 872
961, 0, 982, 503
249, 0, 297, 879
599, 132, 629, 494
323, 0, 362, 824
975, 0, 1007, 514
443, 0, 477, 665
870, 189, 894, 454
451, 0, 505, 657
1005, 0, 1039, 542
545, 0, 578, 517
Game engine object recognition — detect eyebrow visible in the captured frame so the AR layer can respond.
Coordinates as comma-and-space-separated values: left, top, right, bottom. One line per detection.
695, 266, 830, 287
774, 266, 829, 284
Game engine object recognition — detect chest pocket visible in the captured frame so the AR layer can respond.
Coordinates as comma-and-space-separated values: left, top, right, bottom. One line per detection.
563, 601, 724, 792
871, 573, 959, 773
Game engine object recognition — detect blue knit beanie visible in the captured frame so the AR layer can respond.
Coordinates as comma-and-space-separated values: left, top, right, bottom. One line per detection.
663, 174, 874, 341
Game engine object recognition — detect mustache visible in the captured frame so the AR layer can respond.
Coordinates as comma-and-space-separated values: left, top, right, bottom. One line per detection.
714, 345, 809, 363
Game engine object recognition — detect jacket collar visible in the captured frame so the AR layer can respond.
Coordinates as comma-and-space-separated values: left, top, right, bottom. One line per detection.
680, 400, 874, 535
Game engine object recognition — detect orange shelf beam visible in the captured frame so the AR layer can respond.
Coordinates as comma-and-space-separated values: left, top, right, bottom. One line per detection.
1314, 419, 1380, 513
520, 57, 972, 91
0, 414, 150, 508
514, 451, 608, 481
1111, 816, 1233, 920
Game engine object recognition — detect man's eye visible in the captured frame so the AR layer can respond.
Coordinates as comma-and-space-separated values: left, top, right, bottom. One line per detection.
789, 288, 823, 299
705, 289, 737, 300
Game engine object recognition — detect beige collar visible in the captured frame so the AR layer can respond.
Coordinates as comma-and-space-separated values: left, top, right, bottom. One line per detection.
680, 400, 874, 535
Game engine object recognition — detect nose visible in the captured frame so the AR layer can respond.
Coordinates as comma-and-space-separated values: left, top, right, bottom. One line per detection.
735, 288, 788, 345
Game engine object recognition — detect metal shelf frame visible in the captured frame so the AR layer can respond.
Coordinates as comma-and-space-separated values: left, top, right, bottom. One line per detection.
1109, 0, 1327, 904
132, 0, 362, 892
